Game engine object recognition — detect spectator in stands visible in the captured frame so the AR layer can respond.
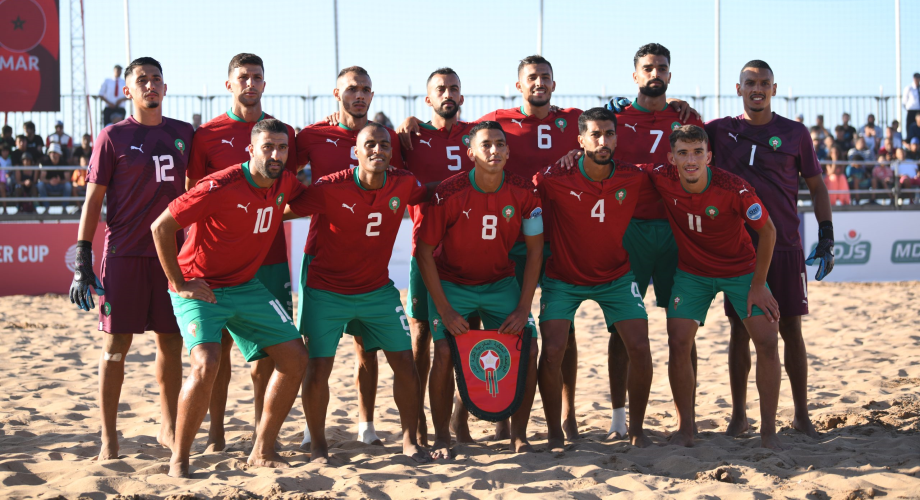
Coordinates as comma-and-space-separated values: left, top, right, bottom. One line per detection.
191, 113, 202, 130
46, 121, 73, 162
37, 143, 72, 211
903, 72, 920, 140
909, 138, 920, 161
72, 154, 89, 201
22, 121, 43, 158
888, 120, 903, 150
871, 152, 894, 204
0, 125, 14, 151
893, 147, 918, 197
834, 126, 850, 152
847, 137, 872, 203
901, 167, 920, 203
795, 114, 804, 124
814, 137, 828, 160
909, 114, 920, 149
14, 152, 38, 213
810, 114, 832, 142
373, 111, 395, 130
294, 127, 302, 135
11, 135, 27, 165
71, 133, 92, 161
862, 114, 881, 154
0, 143, 10, 214
840, 113, 857, 149
825, 147, 851, 206
99, 64, 127, 125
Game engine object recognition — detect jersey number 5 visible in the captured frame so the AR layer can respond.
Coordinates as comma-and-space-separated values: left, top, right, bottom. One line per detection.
446, 146, 462, 171
152, 155, 175, 182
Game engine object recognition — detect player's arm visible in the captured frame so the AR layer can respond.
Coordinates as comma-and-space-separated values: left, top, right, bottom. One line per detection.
499, 231, 542, 334
69, 182, 107, 311
150, 209, 216, 304
283, 181, 324, 220
396, 116, 423, 151
185, 177, 199, 191
748, 216, 779, 322
665, 98, 702, 122
416, 240, 469, 335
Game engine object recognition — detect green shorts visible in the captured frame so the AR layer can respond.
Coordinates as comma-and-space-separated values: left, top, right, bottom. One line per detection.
169, 279, 301, 362
255, 262, 293, 317
428, 276, 536, 342
299, 280, 411, 359
667, 269, 767, 326
407, 256, 429, 321
539, 273, 648, 328
623, 218, 678, 308
508, 241, 552, 288
296, 254, 364, 337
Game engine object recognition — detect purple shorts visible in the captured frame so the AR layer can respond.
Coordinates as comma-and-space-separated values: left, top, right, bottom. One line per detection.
98, 256, 180, 334
724, 249, 809, 319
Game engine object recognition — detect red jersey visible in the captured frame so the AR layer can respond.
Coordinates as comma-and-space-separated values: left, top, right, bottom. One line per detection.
418, 169, 542, 286
295, 121, 404, 181
644, 164, 770, 278
534, 157, 650, 286
613, 101, 704, 220
186, 110, 299, 267
293, 168, 427, 295
169, 163, 309, 289
403, 121, 476, 254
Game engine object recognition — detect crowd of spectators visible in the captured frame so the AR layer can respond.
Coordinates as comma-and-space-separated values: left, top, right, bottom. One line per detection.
0, 121, 92, 214
810, 112, 920, 205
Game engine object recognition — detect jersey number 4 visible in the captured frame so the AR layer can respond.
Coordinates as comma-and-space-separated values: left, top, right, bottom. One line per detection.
152, 155, 175, 182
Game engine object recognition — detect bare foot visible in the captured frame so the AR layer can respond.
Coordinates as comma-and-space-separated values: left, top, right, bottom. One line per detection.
725, 416, 750, 437
204, 437, 225, 453
98, 437, 119, 460
760, 434, 785, 451
667, 431, 694, 448
429, 440, 451, 460
168, 458, 190, 478
248, 449, 291, 469
629, 431, 652, 448
511, 435, 534, 453
492, 420, 511, 441
792, 415, 820, 439
157, 426, 175, 450
450, 410, 475, 443
546, 438, 565, 453
605, 430, 626, 442
562, 417, 580, 440
310, 443, 329, 463
404, 444, 432, 464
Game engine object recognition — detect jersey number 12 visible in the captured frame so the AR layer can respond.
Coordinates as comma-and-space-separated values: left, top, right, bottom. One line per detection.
152, 155, 175, 182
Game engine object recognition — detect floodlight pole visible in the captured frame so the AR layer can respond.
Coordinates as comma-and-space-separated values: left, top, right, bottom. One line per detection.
333, 0, 340, 75
537, 0, 543, 55
714, 0, 720, 118
895, 0, 902, 128
123, 0, 131, 62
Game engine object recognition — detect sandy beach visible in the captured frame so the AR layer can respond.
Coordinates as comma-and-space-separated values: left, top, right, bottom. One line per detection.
1, 281, 918, 499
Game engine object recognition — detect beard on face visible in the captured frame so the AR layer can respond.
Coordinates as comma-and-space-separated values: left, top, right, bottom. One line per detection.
344, 102, 367, 119
144, 100, 160, 109
435, 100, 459, 119
585, 148, 613, 165
639, 79, 668, 98
526, 93, 551, 108
256, 158, 284, 179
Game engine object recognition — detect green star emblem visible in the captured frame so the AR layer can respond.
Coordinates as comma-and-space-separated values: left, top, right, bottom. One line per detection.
769, 136, 782, 150
502, 205, 515, 221
615, 188, 627, 205
705, 205, 719, 220
672, 296, 682, 310
555, 118, 567, 132
276, 193, 285, 206
175, 139, 186, 155
12, 16, 25, 30
671, 121, 681, 131
462, 135, 471, 147
389, 196, 401, 213
103, 302, 112, 316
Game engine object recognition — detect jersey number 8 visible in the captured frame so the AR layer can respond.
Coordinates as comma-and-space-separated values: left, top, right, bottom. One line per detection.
482, 215, 498, 240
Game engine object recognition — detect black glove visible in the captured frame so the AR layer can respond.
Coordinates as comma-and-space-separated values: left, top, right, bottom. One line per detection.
605, 97, 631, 114
69, 240, 105, 311
805, 221, 835, 280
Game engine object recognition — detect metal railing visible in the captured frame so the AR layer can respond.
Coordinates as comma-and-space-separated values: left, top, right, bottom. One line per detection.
795, 159, 920, 210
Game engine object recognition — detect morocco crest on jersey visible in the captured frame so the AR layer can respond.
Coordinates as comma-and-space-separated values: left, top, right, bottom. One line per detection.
446, 329, 533, 421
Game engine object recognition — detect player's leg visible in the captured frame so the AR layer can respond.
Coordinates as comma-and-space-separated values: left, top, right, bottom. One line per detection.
295, 254, 314, 448
98, 332, 133, 460
537, 276, 584, 450
206, 329, 233, 451
167, 288, 233, 478
407, 256, 431, 446
350, 330, 381, 445
560, 330, 579, 440
252, 262, 294, 441
723, 277, 783, 450
725, 314, 751, 436
148, 259, 184, 450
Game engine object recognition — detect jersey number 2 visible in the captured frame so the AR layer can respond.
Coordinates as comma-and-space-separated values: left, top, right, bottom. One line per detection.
366, 212, 382, 236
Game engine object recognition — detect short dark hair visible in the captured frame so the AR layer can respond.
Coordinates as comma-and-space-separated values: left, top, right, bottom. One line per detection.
124, 57, 163, 80
578, 107, 618, 134
251, 118, 289, 139
2, 125, 11, 134
633, 43, 671, 67
21, 152, 34, 162
669, 124, 709, 148
15, 134, 26, 142
23, 121, 35, 131
517, 55, 553, 78
228, 53, 264, 76
835, 125, 845, 132
468, 121, 506, 142
337, 65, 369, 80
914, 72, 920, 79
357, 121, 389, 138
427, 67, 460, 86
114, 64, 122, 70
739, 60, 773, 81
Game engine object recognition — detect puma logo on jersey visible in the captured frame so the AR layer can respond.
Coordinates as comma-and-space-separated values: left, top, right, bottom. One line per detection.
419, 138, 432, 147
237, 203, 250, 213
544, 165, 552, 174
728, 133, 738, 142
222, 138, 235, 148
208, 181, 216, 191
569, 191, 583, 201
326, 138, 340, 146
511, 119, 523, 128
623, 123, 637, 132
462, 209, 472, 219
673, 198, 678, 205
654, 164, 666, 171
739, 188, 749, 194
342, 203, 356, 213
434, 193, 442, 204
130, 144, 143, 153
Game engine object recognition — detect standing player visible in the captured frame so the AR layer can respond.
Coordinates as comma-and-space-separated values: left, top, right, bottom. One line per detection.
402, 68, 476, 446
533, 108, 654, 449
185, 53, 299, 451
706, 60, 833, 439
151, 119, 309, 477
295, 66, 404, 448
417, 121, 543, 458
68, 57, 194, 460
648, 125, 783, 450
294, 123, 431, 463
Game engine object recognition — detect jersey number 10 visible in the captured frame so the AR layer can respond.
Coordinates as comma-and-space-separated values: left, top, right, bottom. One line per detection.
254, 207, 274, 234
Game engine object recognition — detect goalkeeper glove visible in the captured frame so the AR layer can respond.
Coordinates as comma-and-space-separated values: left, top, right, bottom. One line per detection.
805, 220, 835, 281
69, 240, 105, 311
605, 97, 631, 114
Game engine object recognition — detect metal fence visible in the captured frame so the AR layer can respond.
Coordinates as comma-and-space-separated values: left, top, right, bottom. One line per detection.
1, 94, 902, 141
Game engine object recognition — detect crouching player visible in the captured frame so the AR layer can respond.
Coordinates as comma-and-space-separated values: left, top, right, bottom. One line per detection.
647, 125, 783, 450
416, 121, 542, 459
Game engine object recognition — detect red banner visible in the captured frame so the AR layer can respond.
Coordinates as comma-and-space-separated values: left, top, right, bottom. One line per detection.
0, 222, 104, 296
447, 329, 533, 422
0, 0, 60, 111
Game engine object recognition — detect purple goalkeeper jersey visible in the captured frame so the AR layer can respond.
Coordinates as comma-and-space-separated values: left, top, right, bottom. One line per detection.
87, 116, 195, 257
705, 113, 821, 251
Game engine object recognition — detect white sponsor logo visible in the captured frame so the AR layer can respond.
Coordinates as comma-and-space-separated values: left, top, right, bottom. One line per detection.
419, 138, 432, 147
130, 144, 144, 153
208, 181, 217, 191
237, 203, 250, 213
569, 191, 583, 201
1, 245, 49, 264
673, 198, 678, 205
728, 133, 738, 142
654, 164, 665, 171
221, 138, 235, 148
434, 193, 442, 204
462, 209, 472, 219
326, 138, 340, 146
623, 123, 637, 132
544, 165, 552, 174
739, 188, 749, 195
511, 119, 523, 128
342, 203, 356, 213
